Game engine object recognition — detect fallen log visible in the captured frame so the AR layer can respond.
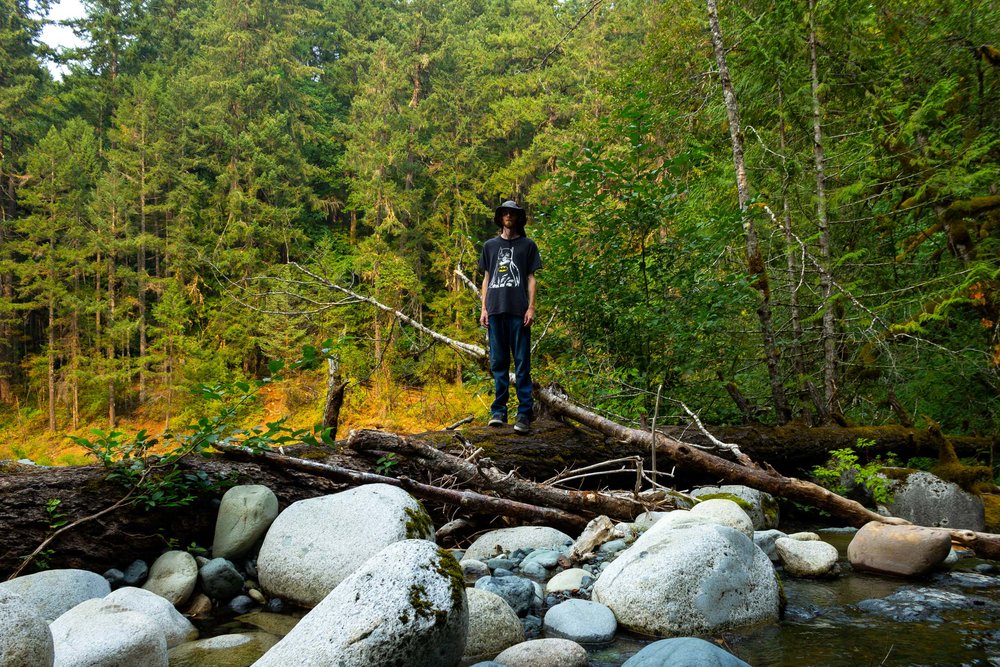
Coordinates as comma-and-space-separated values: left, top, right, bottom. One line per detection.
216, 444, 590, 532
346, 429, 673, 521
536, 387, 1000, 560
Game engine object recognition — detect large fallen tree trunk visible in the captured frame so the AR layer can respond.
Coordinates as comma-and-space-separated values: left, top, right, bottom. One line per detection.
537, 387, 1000, 559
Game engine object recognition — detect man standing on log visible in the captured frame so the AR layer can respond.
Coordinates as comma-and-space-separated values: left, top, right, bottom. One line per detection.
479, 200, 542, 434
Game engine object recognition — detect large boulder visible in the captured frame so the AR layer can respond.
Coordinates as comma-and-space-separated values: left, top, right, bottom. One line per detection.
143, 550, 199, 606
0, 590, 54, 666
256, 484, 434, 607
104, 587, 198, 648
592, 523, 779, 636
461, 527, 573, 562
0, 568, 110, 622
886, 472, 985, 531
847, 521, 951, 577
212, 485, 280, 559
622, 637, 751, 667
690, 485, 779, 530
463, 588, 525, 664
50, 598, 168, 667
253, 540, 467, 667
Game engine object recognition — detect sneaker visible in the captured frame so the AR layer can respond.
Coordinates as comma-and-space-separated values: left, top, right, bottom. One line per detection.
514, 415, 531, 434
488, 413, 506, 427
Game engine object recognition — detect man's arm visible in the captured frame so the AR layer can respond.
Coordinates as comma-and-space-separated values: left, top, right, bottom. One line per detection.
480, 273, 490, 327
524, 273, 536, 327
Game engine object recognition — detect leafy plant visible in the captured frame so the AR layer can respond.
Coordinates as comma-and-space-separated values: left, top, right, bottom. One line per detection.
45, 498, 68, 529
811, 437, 895, 506
375, 453, 399, 475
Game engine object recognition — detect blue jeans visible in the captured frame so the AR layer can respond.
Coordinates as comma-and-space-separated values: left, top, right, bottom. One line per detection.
488, 314, 533, 420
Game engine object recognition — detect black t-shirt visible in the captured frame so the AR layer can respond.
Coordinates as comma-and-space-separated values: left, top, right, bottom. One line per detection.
478, 235, 542, 316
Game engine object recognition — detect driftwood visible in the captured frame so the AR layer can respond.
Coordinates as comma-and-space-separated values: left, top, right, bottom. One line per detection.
346, 429, 672, 521
536, 387, 1000, 560
216, 444, 591, 531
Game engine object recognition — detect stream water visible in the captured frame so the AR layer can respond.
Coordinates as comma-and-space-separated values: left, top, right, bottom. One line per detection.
588, 532, 1000, 667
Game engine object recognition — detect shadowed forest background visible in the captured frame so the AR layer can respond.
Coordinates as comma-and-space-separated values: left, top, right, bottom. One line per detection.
1, 0, 998, 464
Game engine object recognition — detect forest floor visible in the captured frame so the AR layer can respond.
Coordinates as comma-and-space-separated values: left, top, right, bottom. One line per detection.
0, 377, 488, 465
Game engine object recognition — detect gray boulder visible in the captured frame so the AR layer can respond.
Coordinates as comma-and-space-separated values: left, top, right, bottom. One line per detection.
257, 484, 433, 607
212, 485, 280, 559
493, 638, 589, 667
474, 575, 538, 617
0, 590, 54, 666
253, 539, 466, 666
462, 527, 573, 562
463, 588, 525, 664
753, 529, 788, 561
622, 637, 751, 667
886, 471, 985, 531
104, 587, 198, 648
143, 550, 199, 605
50, 598, 168, 667
592, 524, 779, 636
198, 558, 245, 600
543, 599, 616, 644
0, 568, 110, 622
775, 537, 839, 577
691, 485, 779, 530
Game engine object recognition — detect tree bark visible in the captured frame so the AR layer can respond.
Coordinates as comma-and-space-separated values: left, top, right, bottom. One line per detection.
706, 0, 790, 423
321, 356, 348, 439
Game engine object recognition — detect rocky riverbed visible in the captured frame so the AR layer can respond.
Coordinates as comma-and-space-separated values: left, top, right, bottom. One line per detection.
1, 476, 998, 666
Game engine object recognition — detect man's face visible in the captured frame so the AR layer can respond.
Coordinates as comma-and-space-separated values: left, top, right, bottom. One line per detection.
501, 210, 517, 229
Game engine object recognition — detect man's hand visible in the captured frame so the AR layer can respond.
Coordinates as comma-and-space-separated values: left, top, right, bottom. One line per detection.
480, 308, 489, 327
523, 306, 535, 327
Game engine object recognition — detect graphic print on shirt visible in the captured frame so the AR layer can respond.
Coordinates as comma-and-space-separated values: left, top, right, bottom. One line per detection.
489, 247, 521, 288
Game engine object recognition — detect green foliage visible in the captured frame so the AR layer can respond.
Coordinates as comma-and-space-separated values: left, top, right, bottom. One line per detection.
45, 498, 68, 529
812, 438, 896, 505
376, 453, 399, 476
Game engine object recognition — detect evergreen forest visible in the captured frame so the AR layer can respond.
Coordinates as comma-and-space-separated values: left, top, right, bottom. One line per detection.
1, 0, 998, 460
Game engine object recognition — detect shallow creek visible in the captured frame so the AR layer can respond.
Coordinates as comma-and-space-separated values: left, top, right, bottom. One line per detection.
591, 531, 1000, 667
204, 531, 1000, 667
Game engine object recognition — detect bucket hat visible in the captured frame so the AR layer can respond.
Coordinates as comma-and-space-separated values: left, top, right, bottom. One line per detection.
493, 200, 527, 229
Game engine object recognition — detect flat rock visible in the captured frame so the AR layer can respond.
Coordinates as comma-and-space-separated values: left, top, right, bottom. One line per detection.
622, 637, 751, 666
545, 568, 593, 595
462, 527, 572, 562
0, 568, 110, 622
0, 590, 54, 666
542, 599, 616, 644
253, 539, 467, 667
257, 484, 434, 607
494, 638, 589, 667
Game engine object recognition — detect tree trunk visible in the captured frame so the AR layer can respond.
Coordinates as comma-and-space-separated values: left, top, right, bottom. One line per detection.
706, 0, 790, 424
322, 356, 347, 439
809, 0, 838, 414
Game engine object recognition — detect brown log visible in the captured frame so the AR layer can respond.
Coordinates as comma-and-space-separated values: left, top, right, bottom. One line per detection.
216, 444, 590, 532
346, 429, 666, 521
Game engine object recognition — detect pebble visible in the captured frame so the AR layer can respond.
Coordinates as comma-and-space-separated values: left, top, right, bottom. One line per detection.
103, 568, 126, 588
227, 595, 257, 615
123, 560, 149, 586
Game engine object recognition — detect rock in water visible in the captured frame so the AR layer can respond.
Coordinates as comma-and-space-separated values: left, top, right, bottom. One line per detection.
543, 598, 617, 644
256, 484, 434, 607
847, 521, 951, 577
622, 637, 751, 667
592, 524, 779, 636
775, 538, 839, 578
212, 485, 280, 559
253, 540, 467, 667
0, 590, 54, 666
494, 638, 589, 667
461, 527, 573, 562
0, 569, 110, 622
